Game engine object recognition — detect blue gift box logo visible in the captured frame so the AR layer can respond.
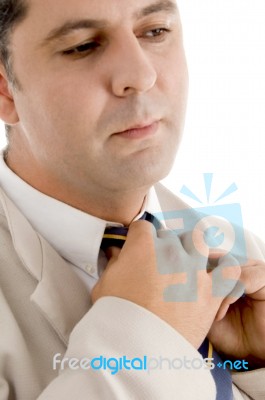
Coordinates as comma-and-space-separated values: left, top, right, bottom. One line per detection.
154, 174, 247, 301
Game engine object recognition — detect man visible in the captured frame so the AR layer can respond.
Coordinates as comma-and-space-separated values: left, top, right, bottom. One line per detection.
0, 0, 264, 399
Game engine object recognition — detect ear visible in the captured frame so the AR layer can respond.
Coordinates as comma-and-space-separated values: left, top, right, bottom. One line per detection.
0, 64, 19, 125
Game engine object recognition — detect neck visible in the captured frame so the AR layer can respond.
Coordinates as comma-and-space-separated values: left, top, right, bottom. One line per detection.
47, 183, 149, 225
5, 150, 150, 226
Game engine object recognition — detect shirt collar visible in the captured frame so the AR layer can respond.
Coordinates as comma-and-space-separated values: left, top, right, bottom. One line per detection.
0, 152, 163, 278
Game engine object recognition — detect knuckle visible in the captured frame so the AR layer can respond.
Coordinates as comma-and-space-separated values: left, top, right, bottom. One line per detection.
129, 220, 155, 244
155, 242, 186, 274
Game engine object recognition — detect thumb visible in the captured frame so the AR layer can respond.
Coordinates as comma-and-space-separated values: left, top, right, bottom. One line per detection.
210, 253, 242, 298
122, 220, 156, 256
105, 246, 121, 268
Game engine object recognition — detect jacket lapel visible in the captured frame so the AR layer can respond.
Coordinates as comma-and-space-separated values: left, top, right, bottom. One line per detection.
0, 183, 195, 345
154, 183, 195, 230
0, 189, 90, 345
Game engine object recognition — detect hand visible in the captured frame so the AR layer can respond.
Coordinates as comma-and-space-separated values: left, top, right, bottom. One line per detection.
208, 258, 265, 367
91, 221, 241, 349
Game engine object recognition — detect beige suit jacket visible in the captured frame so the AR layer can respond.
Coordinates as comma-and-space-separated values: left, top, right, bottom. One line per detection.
0, 184, 264, 400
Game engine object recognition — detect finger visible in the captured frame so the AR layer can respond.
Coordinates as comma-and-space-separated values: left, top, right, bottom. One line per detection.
156, 229, 208, 275
105, 246, 121, 261
207, 249, 228, 270
126, 222, 189, 276
122, 220, 156, 257
156, 231, 189, 275
215, 302, 230, 322
103, 246, 122, 272
210, 254, 241, 298
240, 264, 265, 300
156, 229, 185, 258
157, 228, 179, 239
239, 258, 264, 268
214, 291, 244, 321
180, 228, 209, 258
215, 253, 240, 269
211, 260, 243, 322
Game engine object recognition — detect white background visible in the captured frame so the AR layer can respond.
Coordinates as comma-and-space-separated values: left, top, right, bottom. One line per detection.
0, 0, 265, 239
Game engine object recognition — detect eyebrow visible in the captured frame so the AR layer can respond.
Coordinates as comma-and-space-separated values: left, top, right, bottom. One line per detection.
136, 0, 177, 19
41, 0, 177, 46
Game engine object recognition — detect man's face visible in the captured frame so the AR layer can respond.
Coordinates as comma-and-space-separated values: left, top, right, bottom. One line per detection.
9, 0, 188, 194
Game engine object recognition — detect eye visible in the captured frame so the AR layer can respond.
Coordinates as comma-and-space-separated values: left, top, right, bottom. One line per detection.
63, 41, 100, 56
145, 27, 171, 39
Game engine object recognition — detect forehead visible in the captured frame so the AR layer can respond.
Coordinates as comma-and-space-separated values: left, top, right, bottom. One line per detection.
20, 0, 178, 32
10, 0, 179, 54
27, 0, 177, 19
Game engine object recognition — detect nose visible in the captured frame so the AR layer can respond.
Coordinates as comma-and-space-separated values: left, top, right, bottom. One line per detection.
109, 35, 157, 97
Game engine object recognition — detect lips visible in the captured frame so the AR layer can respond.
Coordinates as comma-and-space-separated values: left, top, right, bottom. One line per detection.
114, 120, 160, 140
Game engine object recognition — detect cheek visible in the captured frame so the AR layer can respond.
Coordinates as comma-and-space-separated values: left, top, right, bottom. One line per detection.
43, 74, 106, 132
168, 61, 188, 128
158, 56, 188, 135
163, 51, 188, 101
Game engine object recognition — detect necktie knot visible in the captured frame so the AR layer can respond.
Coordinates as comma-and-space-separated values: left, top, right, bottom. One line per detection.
101, 212, 159, 250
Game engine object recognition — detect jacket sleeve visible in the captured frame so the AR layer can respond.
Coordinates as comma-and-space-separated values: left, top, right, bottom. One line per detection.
232, 369, 265, 400
37, 297, 216, 400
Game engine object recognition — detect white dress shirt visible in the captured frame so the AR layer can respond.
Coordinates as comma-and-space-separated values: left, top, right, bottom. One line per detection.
0, 152, 163, 291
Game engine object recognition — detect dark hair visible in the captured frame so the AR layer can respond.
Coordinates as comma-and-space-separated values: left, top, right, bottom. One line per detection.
0, 0, 28, 82
0, 1, 28, 142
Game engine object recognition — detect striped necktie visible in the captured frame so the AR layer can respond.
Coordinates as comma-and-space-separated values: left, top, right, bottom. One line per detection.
198, 339, 233, 400
101, 212, 159, 250
101, 213, 233, 400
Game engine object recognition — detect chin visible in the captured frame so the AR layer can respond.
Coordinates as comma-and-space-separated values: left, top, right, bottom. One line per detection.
106, 142, 178, 190
118, 159, 174, 190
